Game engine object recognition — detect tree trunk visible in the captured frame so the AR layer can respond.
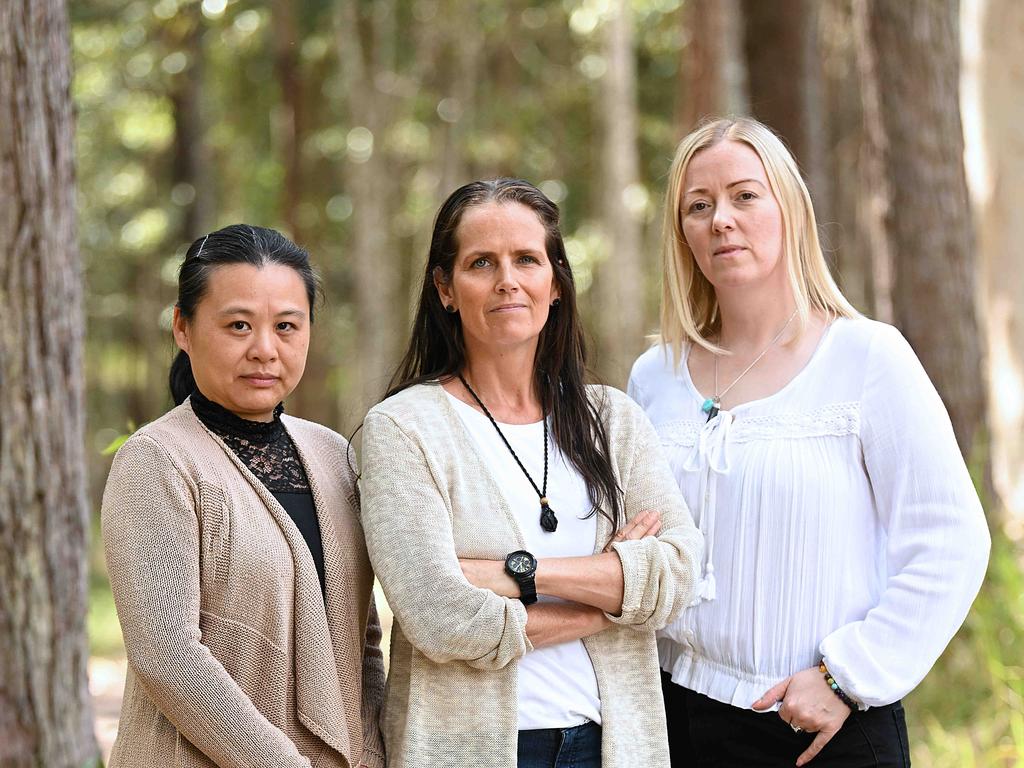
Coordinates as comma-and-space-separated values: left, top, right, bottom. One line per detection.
337, 0, 401, 409
817, 0, 872, 314
596, 0, 644, 387
678, 0, 746, 133
742, 0, 830, 221
0, 1, 100, 765
855, 0, 986, 459
963, 0, 1024, 520
170, 4, 209, 243
273, 0, 304, 245
851, 0, 894, 323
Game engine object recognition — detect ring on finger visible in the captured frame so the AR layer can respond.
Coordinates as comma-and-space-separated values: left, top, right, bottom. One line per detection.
789, 722, 803, 733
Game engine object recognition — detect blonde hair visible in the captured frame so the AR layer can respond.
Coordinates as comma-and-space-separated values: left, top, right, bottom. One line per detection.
658, 116, 857, 361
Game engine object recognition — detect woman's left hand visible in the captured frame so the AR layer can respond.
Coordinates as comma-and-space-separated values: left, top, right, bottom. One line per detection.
752, 667, 852, 767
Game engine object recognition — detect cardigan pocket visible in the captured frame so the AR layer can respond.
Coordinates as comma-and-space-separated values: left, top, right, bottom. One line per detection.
198, 481, 231, 584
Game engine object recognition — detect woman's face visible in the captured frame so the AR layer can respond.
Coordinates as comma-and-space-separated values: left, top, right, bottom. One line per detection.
680, 140, 785, 293
435, 201, 560, 359
173, 263, 310, 421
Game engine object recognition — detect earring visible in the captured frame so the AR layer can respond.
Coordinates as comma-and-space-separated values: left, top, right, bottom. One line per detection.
550, 298, 561, 308
445, 304, 458, 314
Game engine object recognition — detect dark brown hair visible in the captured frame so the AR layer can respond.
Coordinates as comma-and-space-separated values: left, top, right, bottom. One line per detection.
386, 178, 623, 535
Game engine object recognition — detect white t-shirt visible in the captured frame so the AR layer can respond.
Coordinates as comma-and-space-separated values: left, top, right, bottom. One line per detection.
627, 316, 989, 709
446, 393, 602, 730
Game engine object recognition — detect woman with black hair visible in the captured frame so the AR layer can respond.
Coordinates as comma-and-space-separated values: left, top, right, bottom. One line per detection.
358, 179, 703, 768
101, 224, 385, 768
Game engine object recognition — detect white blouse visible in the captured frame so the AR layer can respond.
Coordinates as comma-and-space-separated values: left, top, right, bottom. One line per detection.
628, 316, 989, 709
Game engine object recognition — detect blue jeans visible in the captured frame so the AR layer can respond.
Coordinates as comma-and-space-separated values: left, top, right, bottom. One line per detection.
517, 720, 602, 768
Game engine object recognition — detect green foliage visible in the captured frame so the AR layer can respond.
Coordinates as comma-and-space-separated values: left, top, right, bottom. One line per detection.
906, 529, 1024, 766
100, 422, 137, 455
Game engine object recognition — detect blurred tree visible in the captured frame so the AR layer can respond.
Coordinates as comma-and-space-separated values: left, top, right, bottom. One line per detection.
851, 0, 894, 323
273, 0, 305, 244
819, 0, 874, 315
742, 0, 830, 223
0, 0, 100, 765
677, 0, 745, 134
855, 0, 986, 459
963, 0, 1024, 521
337, 0, 405, 408
170, 1, 210, 243
596, 0, 644, 385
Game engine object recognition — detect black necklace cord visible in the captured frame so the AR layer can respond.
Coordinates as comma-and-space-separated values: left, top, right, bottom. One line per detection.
457, 375, 558, 533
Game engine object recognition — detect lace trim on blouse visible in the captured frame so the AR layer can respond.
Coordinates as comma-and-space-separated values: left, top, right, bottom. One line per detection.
655, 401, 861, 449
189, 390, 310, 493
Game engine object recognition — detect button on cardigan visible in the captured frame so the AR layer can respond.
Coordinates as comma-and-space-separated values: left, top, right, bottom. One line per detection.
101, 402, 385, 768
358, 383, 703, 768
628, 317, 990, 710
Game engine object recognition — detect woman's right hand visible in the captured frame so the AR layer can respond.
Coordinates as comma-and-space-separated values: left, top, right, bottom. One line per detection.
604, 510, 662, 552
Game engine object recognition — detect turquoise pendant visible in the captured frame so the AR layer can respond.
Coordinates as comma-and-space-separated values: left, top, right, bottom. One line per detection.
702, 396, 720, 423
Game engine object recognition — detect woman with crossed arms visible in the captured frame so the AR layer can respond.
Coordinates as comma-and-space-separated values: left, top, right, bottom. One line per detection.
358, 178, 703, 768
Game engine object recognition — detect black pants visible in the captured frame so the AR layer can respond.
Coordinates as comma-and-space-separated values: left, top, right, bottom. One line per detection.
662, 672, 911, 767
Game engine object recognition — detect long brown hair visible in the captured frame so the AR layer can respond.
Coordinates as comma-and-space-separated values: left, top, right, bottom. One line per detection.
386, 178, 623, 536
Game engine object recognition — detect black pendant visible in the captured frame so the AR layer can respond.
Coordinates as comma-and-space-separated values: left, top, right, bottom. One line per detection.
705, 404, 720, 423
540, 503, 558, 533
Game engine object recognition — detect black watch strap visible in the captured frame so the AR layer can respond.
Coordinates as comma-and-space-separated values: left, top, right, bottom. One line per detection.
516, 573, 538, 606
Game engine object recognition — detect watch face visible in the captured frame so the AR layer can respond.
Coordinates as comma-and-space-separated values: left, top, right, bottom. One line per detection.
509, 553, 533, 574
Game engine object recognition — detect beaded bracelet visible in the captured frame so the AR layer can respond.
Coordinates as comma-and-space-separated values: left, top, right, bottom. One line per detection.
819, 661, 858, 711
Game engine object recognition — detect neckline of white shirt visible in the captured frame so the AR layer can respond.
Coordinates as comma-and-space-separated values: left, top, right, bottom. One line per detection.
681, 316, 845, 414
443, 389, 545, 430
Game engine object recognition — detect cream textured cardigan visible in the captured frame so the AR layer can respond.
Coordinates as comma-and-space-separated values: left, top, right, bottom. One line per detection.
102, 402, 385, 768
359, 382, 703, 767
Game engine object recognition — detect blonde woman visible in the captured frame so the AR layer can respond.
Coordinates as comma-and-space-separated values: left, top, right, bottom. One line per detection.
629, 117, 989, 767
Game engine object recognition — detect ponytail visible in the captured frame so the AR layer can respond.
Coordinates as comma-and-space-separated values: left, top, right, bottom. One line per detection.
169, 350, 197, 405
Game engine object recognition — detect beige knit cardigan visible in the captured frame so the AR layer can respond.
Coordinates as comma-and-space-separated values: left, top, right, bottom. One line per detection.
359, 382, 703, 768
102, 402, 385, 768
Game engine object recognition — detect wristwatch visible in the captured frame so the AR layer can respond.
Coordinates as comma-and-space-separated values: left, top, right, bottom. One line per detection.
504, 550, 538, 605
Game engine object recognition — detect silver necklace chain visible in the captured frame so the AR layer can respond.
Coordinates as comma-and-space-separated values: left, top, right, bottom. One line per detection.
705, 309, 798, 419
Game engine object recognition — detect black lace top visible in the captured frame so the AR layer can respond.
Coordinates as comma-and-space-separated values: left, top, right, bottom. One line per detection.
190, 390, 326, 596
190, 389, 309, 493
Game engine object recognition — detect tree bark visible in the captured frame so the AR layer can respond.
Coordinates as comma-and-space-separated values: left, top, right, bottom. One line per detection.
0, 0, 100, 765
337, 0, 401, 409
855, 0, 986, 459
820, 0, 873, 314
170, 4, 209, 243
596, 0, 644, 386
678, 0, 746, 133
273, 0, 304, 245
963, 0, 1024, 520
742, 0, 830, 221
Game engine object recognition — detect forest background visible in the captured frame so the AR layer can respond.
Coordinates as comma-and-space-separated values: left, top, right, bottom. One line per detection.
1, 0, 1022, 765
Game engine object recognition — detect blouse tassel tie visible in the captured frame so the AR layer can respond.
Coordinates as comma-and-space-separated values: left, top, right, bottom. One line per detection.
683, 410, 734, 605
